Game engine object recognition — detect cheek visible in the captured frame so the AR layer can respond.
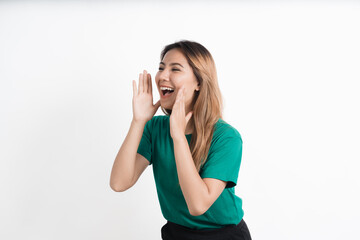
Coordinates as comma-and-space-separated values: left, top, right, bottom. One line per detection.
185, 91, 195, 104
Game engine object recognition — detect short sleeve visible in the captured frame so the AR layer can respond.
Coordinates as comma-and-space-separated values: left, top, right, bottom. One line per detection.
200, 136, 242, 188
136, 119, 153, 165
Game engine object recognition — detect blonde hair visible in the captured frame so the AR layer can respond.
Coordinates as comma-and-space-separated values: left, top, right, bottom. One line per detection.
160, 40, 223, 172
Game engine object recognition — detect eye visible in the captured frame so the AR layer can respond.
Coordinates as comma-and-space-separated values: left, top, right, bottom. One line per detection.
158, 67, 180, 71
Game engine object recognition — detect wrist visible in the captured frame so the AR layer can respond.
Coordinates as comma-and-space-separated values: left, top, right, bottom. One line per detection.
131, 118, 147, 127
172, 134, 187, 144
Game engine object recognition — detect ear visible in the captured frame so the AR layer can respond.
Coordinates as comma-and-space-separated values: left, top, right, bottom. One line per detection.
195, 82, 200, 91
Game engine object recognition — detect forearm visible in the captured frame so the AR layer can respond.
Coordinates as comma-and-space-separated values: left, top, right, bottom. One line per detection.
173, 135, 209, 216
110, 120, 146, 191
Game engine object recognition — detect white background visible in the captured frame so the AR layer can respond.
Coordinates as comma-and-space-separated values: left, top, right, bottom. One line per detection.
1, 1, 359, 239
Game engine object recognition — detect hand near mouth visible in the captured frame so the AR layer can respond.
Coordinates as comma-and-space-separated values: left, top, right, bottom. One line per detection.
132, 70, 161, 123
170, 87, 193, 140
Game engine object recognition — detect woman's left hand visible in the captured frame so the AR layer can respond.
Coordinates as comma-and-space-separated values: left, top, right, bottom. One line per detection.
170, 87, 193, 140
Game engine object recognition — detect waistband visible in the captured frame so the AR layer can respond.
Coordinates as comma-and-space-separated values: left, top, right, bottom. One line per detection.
166, 218, 244, 234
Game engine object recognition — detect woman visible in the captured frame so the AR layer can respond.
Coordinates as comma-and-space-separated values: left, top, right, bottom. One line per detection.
110, 40, 252, 240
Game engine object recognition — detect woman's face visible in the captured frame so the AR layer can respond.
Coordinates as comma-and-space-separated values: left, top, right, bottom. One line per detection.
155, 48, 200, 112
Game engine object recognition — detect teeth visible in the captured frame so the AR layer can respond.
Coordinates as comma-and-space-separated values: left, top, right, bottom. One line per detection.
160, 87, 174, 91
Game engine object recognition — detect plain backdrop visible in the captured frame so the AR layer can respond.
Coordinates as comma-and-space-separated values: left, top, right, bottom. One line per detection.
1, 0, 359, 239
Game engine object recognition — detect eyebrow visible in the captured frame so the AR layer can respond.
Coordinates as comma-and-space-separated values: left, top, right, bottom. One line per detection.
159, 62, 184, 68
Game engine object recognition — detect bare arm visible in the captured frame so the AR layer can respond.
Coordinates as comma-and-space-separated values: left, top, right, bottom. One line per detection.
109, 70, 160, 192
110, 120, 149, 192
170, 87, 226, 216
173, 136, 227, 216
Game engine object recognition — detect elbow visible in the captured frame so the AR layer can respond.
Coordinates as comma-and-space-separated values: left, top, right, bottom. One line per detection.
189, 205, 208, 217
189, 209, 206, 217
110, 185, 126, 192
110, 174, 134, 192
188, 195, 212, 216
189, 210, 203, 217
109, 181, 131, 192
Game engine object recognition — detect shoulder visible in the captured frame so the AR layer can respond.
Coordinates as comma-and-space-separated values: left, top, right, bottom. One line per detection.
203, 119, 243, 169
212, 118, 243, 143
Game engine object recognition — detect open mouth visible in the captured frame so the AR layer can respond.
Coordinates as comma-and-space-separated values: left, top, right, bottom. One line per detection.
160, 87, 175, 97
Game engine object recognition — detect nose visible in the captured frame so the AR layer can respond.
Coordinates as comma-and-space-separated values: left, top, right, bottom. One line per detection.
158, 68, 170, 82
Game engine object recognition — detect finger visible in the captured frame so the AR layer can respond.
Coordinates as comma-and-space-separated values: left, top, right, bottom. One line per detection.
178, 87, 182, 103
153, 99, 161, 112
143, 70, 148, 93
155, 100, 161, 110
148, 73, 152, 94
175, 87, 183, 102
132, 80, 137, 97
175, 94, 181, 110
182, 88, 186, 113
182, 87, 186, 102
185, 111, 193, 124
138, 73, 143, 94
176, 88, 182, 114
181, 88, 185, 112
173, 91, 181, 111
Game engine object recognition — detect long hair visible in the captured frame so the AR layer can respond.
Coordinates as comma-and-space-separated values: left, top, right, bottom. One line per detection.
160, 40, 223, 172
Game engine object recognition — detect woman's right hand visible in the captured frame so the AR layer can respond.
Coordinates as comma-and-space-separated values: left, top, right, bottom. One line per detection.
132, 70, 161, 123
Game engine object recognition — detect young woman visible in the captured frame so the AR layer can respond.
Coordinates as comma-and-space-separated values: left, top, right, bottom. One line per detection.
110, 40, 252, 240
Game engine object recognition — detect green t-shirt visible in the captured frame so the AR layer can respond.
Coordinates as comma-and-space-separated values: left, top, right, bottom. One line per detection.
137, 115, 244, 229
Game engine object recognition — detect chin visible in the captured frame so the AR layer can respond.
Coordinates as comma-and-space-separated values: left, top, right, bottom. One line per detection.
160, 104, 173, 114
160, 101, 174, 109
161, 105, 173, 111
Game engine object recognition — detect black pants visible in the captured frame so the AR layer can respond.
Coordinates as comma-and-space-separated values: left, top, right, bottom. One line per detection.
161, 218, 252, 240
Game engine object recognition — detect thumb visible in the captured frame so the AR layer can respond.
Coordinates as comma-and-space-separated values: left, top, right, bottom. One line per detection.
185, 111, 193, 124
153, 100, 161, 111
